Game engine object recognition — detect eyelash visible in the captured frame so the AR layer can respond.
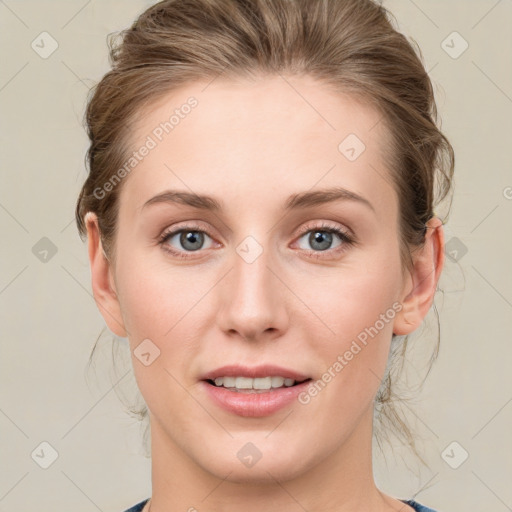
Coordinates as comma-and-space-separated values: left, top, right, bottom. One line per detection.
157, 221, 355, 260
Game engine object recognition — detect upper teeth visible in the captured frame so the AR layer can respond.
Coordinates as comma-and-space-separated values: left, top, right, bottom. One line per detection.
213, 376, 296, 390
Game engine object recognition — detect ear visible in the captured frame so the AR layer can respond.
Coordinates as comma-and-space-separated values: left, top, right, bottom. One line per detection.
393, 216, 445, 336
85, 212, 128, 338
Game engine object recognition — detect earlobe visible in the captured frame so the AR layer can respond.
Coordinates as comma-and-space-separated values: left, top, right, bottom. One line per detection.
393, 216, 445, 336
85, 212, 127, 338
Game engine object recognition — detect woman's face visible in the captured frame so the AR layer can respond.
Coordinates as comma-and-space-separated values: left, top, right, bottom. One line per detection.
89, 75, 432, 483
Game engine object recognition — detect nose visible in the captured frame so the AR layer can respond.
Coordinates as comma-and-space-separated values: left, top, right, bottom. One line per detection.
216, 240, 289, 342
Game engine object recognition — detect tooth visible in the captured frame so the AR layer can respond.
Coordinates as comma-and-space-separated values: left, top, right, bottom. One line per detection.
253, 377, 272, 390
223, 376, 236, 387
271, 376, 285, 388
235, 376, 253, 389
211, 376, 300, 390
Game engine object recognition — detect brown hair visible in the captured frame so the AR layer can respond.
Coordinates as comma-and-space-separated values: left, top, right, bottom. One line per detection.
76, 0, 455, 464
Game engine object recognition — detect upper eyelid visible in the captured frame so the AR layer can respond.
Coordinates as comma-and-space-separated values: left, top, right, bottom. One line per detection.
160, 220, 349, 238
160, 220, 212, 236
296, 221, 350, 236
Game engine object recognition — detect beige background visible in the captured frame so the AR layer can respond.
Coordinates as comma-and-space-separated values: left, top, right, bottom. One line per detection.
1, 1, 511, 511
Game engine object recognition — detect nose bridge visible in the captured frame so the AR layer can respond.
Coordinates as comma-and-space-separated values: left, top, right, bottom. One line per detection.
217, 233, 287, 340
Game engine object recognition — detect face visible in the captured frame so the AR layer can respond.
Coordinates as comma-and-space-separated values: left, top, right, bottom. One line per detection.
87, 74, 440, 484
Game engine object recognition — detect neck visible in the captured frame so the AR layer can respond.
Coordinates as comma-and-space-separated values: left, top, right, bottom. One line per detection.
146, 407, 393, 512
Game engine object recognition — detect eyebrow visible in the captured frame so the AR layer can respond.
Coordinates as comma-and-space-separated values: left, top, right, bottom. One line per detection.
142, 186, 375, 213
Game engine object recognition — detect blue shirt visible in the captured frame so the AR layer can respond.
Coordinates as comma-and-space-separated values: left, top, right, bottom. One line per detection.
123, 497, 440, 511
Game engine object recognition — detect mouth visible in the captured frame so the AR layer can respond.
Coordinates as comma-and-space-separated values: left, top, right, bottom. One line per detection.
199, 365, 314, 417
204, 376, 312, 393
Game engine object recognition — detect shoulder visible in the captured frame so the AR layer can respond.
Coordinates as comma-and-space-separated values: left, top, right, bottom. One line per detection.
401, 498, 442, 512
122, 498, 150, 512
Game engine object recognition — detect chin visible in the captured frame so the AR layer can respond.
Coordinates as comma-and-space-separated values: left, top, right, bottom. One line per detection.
194, 438, 316, 484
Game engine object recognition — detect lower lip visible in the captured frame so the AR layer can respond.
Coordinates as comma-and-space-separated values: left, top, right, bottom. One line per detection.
201, 380, 312, 417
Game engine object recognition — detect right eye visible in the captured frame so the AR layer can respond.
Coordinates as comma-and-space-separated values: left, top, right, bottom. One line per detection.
158, 223, 217, 259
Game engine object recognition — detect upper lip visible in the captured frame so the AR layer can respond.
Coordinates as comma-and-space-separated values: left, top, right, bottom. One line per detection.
201, 364, 311, 382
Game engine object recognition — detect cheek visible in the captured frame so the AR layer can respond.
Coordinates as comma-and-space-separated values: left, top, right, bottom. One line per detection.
115, 251, 201, 338
114, 260, 205, 412
294, 258, 402, 343
291, 251, 403, 401
293, 267, 401, 427
114, 254, 213, 390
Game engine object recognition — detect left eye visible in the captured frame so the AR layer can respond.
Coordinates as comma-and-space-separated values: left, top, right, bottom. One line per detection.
296, 228, 347, 252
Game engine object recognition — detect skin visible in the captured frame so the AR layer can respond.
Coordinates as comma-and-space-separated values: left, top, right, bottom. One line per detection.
85, 74, 444, 512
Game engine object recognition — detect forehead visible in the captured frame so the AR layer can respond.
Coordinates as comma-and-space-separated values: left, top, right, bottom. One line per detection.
120, 74, 395, 216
